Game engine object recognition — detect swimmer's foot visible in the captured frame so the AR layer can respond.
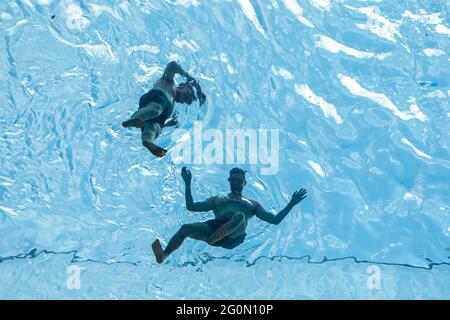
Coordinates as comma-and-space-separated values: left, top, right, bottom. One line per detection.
152, 239, 165, 264
143, 141, 167, 157
122, 118, 144, 128
207, 225, 228, 245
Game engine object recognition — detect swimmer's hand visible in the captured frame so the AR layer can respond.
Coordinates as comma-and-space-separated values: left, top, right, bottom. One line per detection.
164, 117, 179, 127
289, 189, 307, 206
185, 74, 195, 82
181, 166, 192, 185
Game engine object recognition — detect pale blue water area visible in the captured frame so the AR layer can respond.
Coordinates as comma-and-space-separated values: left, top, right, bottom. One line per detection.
0, 0, 449, 299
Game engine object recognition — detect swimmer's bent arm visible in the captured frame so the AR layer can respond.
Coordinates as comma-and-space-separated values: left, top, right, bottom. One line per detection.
181, 166, 216, 212
161, 61, 189, 84
254, 202, 294, 225
254, 189, 307, 225
185, 189, 216, 212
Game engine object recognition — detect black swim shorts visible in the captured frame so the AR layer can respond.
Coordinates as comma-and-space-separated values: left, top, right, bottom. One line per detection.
204, 219, 246, 249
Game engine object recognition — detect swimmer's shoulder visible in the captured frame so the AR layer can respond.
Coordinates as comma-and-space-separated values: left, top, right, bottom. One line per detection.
206, 195, 223, 206
249, 199, 264, 211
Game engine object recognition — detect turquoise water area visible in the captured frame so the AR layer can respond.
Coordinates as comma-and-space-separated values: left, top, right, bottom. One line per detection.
0, 0, 449, 299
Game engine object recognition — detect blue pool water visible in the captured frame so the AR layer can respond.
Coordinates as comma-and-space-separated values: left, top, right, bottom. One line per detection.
0, 0, 449, 299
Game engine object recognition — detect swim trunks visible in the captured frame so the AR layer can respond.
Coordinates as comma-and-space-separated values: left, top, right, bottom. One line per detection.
138, 87, 174, 128
204, 219, 246, 249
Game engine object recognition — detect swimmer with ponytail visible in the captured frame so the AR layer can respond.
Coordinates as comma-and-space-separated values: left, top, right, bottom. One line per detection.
122, 61, 206, 157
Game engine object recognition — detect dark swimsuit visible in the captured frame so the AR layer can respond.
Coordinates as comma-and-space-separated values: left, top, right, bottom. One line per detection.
138, 88, 174, 129
205, 219, 246, 249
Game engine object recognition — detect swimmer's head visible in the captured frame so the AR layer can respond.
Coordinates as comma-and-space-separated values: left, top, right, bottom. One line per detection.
175, 82, 195, 105
228, 167, 247, 194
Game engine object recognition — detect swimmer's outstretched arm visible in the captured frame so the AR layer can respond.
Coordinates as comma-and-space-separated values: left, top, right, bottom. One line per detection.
161, 61, 190, 84
255, 189, 307, 225
181, 167, 216, 212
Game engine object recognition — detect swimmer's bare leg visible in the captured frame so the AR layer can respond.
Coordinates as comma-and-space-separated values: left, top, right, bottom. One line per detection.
122, 118, 144, 128
122, 102, 163, 128
207, 212, 246, 245
152, 223, 212, 264
142, 121, 167, 157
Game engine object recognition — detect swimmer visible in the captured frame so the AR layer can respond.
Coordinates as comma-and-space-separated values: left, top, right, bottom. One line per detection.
122, 61, 206, 157
152, 167, 307, 264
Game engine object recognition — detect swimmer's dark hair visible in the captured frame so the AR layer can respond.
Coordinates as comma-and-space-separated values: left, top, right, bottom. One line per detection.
229, 167, 247, 179
182, 76, 206, 106
177, 82, 196, 105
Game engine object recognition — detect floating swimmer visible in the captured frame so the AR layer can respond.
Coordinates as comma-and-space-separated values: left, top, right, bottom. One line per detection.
122, 61, 206, 157
152, 167, 307, 264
